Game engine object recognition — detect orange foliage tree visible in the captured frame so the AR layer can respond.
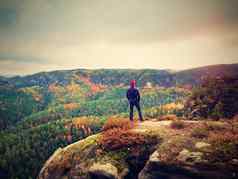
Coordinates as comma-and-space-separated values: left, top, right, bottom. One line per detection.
63, 103, 79, 111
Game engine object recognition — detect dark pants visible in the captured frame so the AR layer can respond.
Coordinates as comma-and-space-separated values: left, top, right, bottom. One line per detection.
129, 102, 143, 121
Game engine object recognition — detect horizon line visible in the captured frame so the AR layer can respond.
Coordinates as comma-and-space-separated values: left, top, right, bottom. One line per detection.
0, 63, 237, 78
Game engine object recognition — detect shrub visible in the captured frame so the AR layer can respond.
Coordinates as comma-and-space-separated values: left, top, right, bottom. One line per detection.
99, 128, 148, 150
204, 121, 226, 131
170, 120, 186, 129
160, 114, 178, 121
99, 117, 157, 150
185, 76, 238, 119
190, 127, 209, 138
208, 132, 238, 146
102, 117, 132, 131
208, 132, 238, 162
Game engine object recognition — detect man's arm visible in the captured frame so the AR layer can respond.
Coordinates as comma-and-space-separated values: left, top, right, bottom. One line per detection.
126, 90, 130, 100
137, 89, 140, 102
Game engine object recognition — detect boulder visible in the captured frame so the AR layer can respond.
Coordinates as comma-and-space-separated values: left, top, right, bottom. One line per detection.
88, 163, 118, 179
176, 149, 204, 164
38, 134, 100, 179
149, 150, 160, 162
195, 142, 211, 150
138, 150, 199, 179
230, 159, 238, 166
139, 149, 230, 179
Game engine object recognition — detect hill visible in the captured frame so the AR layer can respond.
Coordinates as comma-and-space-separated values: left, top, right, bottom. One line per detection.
3, 63, 238, 88
175, 63, 238, 85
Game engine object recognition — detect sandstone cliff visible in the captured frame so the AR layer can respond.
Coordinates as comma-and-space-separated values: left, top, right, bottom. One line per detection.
38, 120, 238, 179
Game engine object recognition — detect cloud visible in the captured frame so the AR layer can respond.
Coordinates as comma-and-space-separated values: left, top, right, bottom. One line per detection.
0, 0, 237, 75
0, 53, 48, 64
0, 0, 237, 44
0, 8, 16, 27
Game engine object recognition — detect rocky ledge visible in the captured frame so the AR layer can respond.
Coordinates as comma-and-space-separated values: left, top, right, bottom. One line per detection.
38, 120, 238, 179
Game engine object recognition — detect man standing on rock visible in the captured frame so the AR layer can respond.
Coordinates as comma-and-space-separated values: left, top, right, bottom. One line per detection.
126, 80, 143, 122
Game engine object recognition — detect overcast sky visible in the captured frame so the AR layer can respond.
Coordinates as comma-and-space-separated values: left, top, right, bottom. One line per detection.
0, 0, 238, 75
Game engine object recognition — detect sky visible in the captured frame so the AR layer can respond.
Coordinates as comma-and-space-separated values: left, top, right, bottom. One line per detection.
0, 0, 238, 75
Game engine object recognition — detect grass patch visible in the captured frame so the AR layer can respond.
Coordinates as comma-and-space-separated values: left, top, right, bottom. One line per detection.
204, 121, 227, 131
208, 132, 238, 162
99, 117, 158, 151
191, 127, 209, 139
170, 120, 186, 129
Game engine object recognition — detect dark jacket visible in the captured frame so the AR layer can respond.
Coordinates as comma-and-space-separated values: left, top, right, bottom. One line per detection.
126, 88, 140, 104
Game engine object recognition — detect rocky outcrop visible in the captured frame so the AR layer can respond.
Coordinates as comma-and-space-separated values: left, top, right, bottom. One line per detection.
88, 163, 118, 179
38, 127, 159, 179
137, 121, 238, 179
195, 142, 211, 150
38, 134, 100, 179
176, 149, 204, 164
38, 120, 238, 179
139, 148, 236, 179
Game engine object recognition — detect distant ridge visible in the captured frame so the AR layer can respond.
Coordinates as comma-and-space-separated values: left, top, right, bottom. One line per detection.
1, 63, 237, 88
175, 63, 238, 85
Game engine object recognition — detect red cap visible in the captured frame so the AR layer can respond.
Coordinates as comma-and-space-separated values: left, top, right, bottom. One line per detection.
130, 80, 136, 88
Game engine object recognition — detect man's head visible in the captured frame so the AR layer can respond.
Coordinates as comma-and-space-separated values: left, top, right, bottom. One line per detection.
130, 80, 136, 88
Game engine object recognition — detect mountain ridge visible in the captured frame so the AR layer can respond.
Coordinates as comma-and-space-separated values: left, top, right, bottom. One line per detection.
1, 63, 238, 88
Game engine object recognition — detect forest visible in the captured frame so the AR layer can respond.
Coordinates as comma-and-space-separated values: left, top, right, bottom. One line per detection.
0, 65, 238, 179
